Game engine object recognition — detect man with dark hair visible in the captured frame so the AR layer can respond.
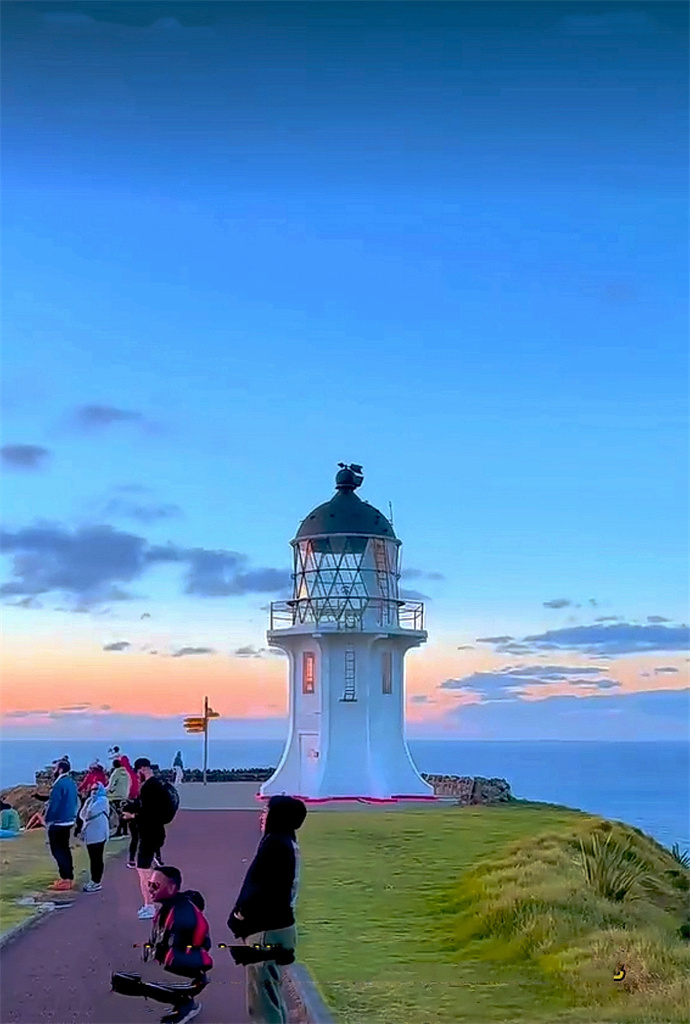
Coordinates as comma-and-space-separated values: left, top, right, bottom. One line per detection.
112, 865, 212, 1024
43, 759, 78, 891
228, 795, 307, 1023
122, 758, 169, 919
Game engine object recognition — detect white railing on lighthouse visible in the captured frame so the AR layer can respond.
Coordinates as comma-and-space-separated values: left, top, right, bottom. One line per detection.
269, 597, 424, 633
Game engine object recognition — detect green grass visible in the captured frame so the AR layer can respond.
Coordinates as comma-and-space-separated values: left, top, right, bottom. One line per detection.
295, 803, 690, 1024
0, 831, 125, 935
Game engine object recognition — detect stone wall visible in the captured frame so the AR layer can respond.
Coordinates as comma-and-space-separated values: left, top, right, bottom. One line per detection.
421, 774, 513, 804
28, 769, 513, 805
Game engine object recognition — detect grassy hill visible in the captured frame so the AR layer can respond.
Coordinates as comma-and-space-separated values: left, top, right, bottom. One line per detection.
296, 802, 689, 1024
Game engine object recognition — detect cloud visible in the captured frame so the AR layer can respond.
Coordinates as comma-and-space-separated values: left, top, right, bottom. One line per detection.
6, 595, 43, 609
58, 703, 92, 713
183, 550, 290, 597
476, 635, 513, 644
558, 11, 662, 37
654, 667, 680, 675
1, 444, 51, 470
521, 623, 690, 656
233, 645, 266, 658
72, 404, 145, 430
441, 689, 690, 741
647, 616, 670, 624
410, 695, 431, 704
456, 645, 474, 651
103, 498, 182, 523
103, 641, 131, 652
438, 663, 617, 703
400, 569, 444, 581
0, 522, 289, 608
170, 646, 215, 658
400, 588, 429, 601
595, 616, 621, 623
543, 599, 571, 609
141, 612, 151, 619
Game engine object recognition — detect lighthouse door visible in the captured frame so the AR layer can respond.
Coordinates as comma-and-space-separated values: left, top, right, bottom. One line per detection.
299, 732, 320, 794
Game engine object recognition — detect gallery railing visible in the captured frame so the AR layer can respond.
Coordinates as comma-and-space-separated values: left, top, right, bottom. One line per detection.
269, 597, 424, 632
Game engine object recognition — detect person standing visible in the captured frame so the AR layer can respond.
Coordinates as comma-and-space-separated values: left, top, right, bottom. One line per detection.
43, 759, 79, 891
120, 754, 141, 868
75, 760, 108, 837
227, 796, 307, 1024
172, 751, 184, 786
122, 758, 170, 920
107, 758, 131, 837
79, 781, 109, 892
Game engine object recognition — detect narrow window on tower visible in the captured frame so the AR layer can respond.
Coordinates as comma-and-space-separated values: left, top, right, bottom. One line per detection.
382, 651, 393, 694
302, 652, 315, 694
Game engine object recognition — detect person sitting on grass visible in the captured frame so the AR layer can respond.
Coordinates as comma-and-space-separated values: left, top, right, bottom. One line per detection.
0, 800, 21, 838
79, 781, 110, 893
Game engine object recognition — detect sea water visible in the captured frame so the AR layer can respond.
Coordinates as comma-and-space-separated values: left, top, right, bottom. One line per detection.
1, 738, 687, 851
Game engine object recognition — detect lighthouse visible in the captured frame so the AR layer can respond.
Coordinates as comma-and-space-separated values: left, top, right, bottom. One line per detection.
261, 464, 434, 800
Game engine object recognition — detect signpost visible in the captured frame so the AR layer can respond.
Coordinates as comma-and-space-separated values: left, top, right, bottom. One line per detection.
183, 697, 221, 784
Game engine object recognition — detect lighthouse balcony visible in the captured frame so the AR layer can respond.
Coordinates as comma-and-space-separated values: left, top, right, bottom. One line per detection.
269, 597, 425, 634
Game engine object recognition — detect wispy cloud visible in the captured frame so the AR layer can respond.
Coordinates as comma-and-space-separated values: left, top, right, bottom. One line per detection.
103, 641, 131, 652
543, 598, 571, 609
1, 444, 51, 470
474, 622, 689, 657
400, 569, 444, 581
233, 645, 266, 658
170, 646, 215, 658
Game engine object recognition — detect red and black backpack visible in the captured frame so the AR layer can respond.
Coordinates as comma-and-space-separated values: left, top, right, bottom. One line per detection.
155, 890, 213, 978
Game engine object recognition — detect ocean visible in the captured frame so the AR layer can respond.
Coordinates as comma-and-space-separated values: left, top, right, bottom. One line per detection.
1, 739, 687, 851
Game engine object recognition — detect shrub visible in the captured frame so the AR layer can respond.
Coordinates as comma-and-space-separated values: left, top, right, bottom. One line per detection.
577, 830, 655, 902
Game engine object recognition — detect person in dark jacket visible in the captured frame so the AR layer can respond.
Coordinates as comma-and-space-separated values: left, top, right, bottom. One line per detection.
228, 795, 307, 1023
112, 865, 212, 1024
121, 758, 169, 919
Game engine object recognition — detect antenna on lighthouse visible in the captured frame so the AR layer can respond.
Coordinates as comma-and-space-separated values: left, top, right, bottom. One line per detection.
388, 501, 394, 528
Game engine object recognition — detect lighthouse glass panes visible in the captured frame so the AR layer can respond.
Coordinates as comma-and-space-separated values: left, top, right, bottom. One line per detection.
302, 652, 315, 694
292, 535, 400, 627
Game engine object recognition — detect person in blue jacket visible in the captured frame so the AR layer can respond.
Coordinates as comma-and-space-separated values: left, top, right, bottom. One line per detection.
43, 758, 79, 891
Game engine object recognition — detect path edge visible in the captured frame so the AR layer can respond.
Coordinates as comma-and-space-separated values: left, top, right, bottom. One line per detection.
286, 962, 335, 1024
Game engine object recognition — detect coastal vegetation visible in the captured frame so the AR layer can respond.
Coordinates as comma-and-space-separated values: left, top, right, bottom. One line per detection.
296, 802, 689, 1023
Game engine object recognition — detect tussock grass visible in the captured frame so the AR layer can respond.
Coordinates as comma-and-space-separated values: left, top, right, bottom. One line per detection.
436, 816, 690, 1021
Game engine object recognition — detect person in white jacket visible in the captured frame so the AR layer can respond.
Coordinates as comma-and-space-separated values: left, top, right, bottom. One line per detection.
79, 782, 110, 892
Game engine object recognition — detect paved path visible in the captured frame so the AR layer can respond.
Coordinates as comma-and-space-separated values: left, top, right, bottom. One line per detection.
0, 811, 261, 1024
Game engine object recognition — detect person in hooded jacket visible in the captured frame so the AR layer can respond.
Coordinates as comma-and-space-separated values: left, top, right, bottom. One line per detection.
79, 781, 110, 892
228, 795, 307, 1024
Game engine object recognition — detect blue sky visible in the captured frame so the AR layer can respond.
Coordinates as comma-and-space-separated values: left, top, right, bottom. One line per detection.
1, 2, 688, 740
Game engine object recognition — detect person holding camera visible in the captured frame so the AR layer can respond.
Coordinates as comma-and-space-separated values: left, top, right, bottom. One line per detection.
228, 795, 307, 1024
112, 865, 212, 1024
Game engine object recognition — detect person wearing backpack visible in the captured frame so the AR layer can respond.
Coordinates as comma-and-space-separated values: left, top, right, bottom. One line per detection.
111, 864, 212, 1024
122, 758, 178, 920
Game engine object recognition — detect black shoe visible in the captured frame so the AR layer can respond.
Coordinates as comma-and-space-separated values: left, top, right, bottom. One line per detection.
160, 1001, 200, 1024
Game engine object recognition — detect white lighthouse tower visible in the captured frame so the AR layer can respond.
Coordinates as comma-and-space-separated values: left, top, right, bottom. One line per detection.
261, 464, 433, 800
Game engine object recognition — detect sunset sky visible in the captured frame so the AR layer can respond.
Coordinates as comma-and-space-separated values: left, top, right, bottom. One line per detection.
2, 1, 688, 742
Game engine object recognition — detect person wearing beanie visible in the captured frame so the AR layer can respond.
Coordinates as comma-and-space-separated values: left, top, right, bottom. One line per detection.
228, 795, 307, 1023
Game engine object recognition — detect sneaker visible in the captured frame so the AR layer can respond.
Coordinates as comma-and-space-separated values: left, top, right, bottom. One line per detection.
159, 1001, 201, 1024
83, 881, 102, 893
127, 861, 136, 869
137, 904, 156, 920
48, 879, 74, 891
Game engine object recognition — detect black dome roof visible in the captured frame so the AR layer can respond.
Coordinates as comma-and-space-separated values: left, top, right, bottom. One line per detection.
295, 466, 396, 539
295, 491, 396, 539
